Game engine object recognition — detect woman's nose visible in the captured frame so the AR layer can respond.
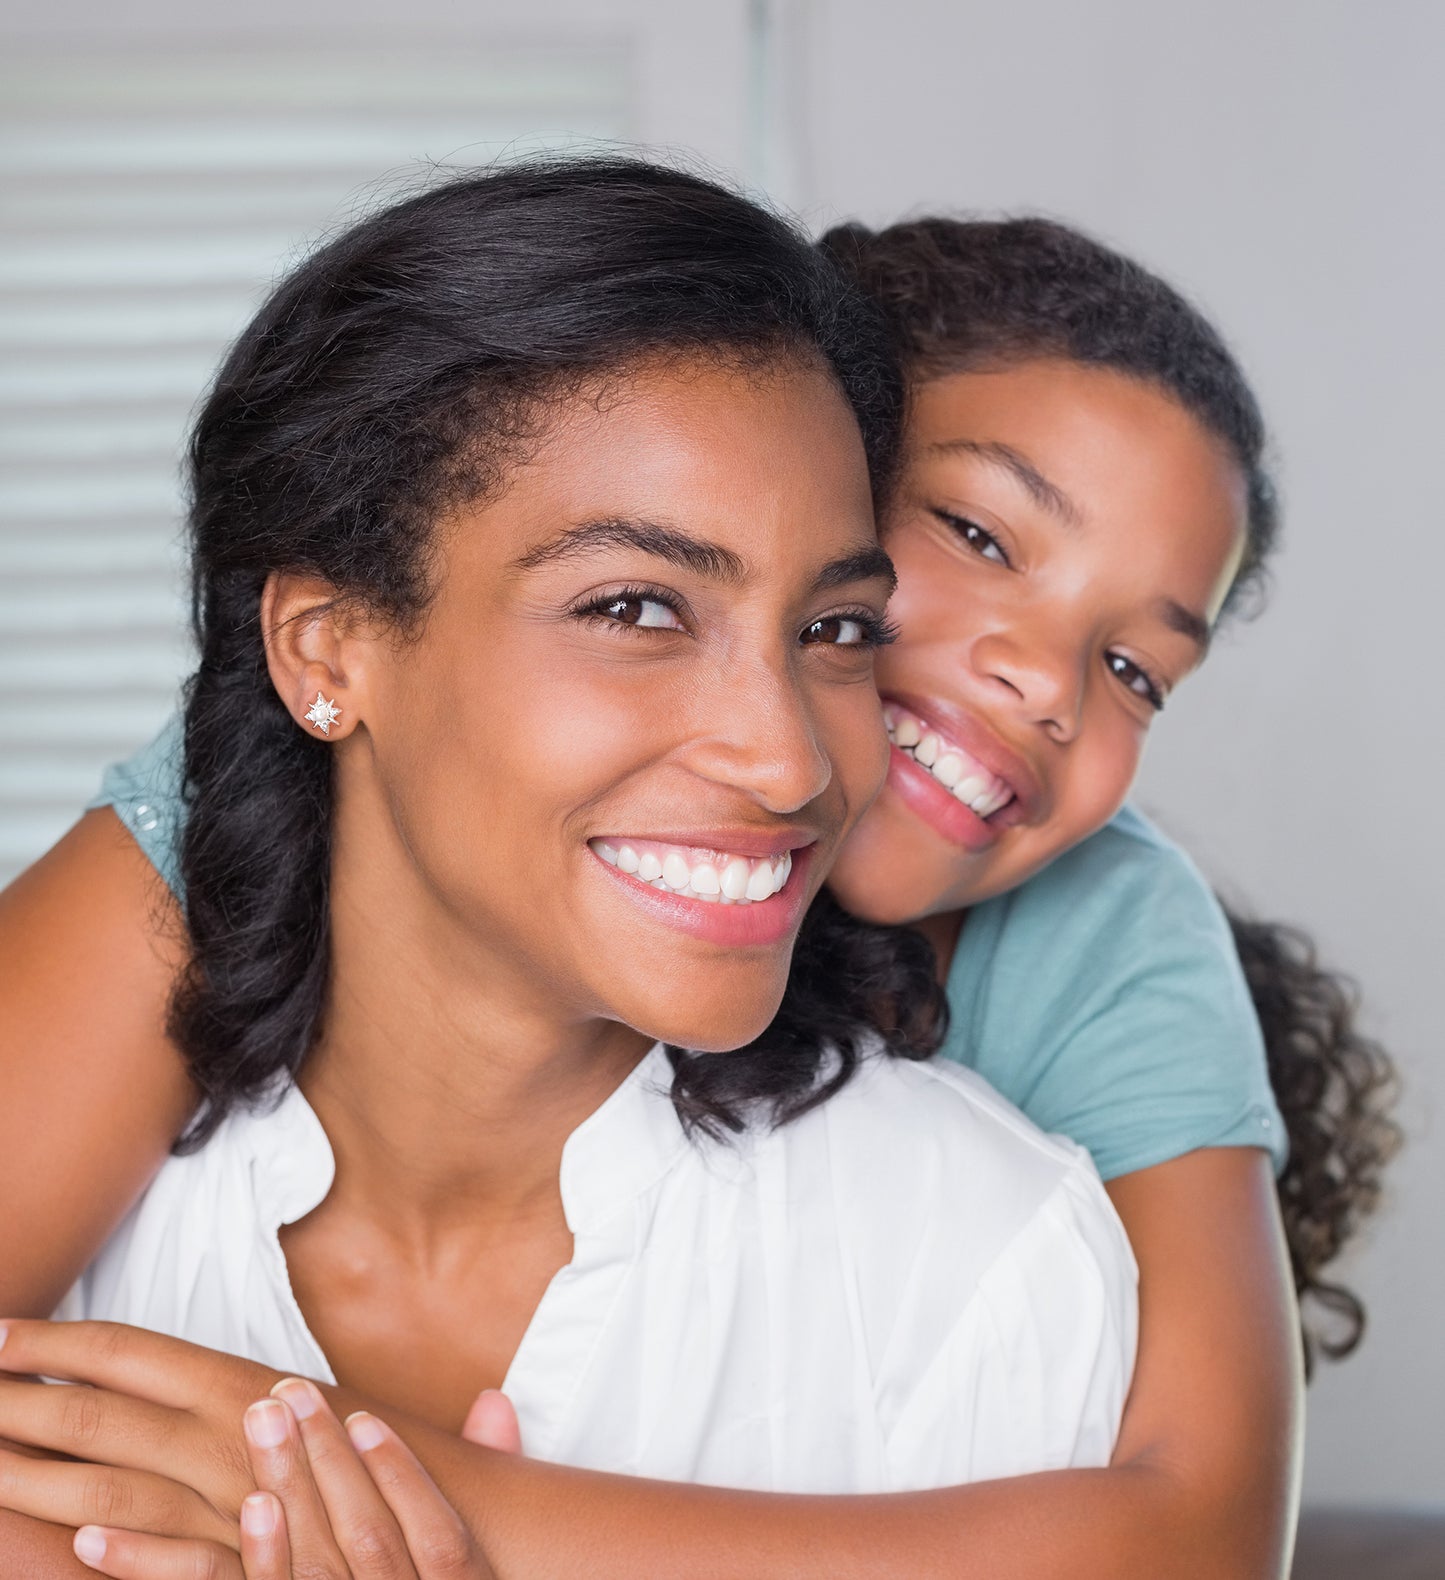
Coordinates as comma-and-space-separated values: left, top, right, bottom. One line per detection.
678, 660, 833, 815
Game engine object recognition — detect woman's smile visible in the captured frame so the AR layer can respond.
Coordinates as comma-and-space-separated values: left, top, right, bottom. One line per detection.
587, 837, 816, 947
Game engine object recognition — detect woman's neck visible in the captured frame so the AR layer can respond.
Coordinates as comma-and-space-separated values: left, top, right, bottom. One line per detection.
304, 792, 652, 1244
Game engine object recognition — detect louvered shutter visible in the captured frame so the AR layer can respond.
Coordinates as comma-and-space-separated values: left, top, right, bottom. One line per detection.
0, 46, 632, 880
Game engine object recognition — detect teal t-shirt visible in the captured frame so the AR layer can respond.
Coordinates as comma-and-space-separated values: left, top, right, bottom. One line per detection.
93, 719, 1286, 1180
941, 804, 1286, 1178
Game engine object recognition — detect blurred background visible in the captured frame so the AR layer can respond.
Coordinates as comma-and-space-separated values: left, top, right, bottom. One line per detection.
2, 0, 1441, 1522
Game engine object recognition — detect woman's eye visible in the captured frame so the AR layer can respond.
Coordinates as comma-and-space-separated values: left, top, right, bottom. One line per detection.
800, 613, 896, 648
935, 511, 1010, 566
1106, 652, 1166, 711
582, 592, 686, 632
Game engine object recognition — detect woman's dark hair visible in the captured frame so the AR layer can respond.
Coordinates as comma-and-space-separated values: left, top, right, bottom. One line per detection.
171, 156, 930, 1149
819, 215, 1278, 616
823, 214, 1401, 1369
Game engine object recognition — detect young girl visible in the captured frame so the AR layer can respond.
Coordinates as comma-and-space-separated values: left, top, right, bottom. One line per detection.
0, 199, 1395, 1578
0, 158, 1136, 1575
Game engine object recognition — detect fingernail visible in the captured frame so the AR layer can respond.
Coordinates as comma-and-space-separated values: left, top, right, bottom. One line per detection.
245, 1398, 291, 1449
271, 1377, 320, 1419
345, 1411, 386, 1451
0, 1324, 8, 1353
242, 1492, 278, 1538
73, 1527, 107, 1564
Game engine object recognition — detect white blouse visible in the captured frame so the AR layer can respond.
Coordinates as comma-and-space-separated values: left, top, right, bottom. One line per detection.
62, 1045, 1137, 1492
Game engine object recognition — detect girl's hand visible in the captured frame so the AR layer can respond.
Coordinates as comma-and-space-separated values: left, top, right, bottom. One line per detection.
0, 1319, 285, 1538
68, 1380, 502, 1579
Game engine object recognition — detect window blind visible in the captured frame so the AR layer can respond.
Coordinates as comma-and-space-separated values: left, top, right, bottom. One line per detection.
0, 45, 632, 881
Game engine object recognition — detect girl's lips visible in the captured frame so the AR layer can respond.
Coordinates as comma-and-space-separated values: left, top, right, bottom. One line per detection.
881, 691, 1044, 823
590, 842, 817, 948
884, 744, 1004, 854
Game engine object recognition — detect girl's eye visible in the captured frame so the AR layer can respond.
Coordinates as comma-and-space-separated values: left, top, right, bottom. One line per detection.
578, 590, 687, 632
1106, 652, 1166, 711
935, 510, 1010, 566
800, 612, 899, 648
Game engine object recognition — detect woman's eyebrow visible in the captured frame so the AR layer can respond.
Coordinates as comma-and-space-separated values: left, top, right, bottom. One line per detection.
511, 517, 751, 582
813, 544, 897, 596
928, 438, 1083, 528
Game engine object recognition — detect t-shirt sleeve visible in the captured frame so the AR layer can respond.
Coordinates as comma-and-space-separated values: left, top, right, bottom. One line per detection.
882, 1161, 1138, 1486
87, 712, 186, 898
944, 807, 1287, 1180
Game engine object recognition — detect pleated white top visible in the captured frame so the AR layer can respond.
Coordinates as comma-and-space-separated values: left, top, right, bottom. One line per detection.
61, 1045, 1137, 1492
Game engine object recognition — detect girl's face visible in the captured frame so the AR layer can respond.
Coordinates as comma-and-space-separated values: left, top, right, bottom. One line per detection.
339, 357, 894, 1052
827, 357, 1248, 928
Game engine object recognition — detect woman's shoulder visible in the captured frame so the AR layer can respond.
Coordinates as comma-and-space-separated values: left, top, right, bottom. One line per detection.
765, 1052, 1134, 1294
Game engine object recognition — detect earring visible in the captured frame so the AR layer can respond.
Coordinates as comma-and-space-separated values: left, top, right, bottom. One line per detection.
304, 692, 342, 736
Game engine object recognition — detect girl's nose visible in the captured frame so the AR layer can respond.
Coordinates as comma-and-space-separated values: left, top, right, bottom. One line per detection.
970, 630, 1085, 744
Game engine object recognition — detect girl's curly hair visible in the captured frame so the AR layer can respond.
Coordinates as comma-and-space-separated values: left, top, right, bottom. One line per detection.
1224, 910, 1401, 1373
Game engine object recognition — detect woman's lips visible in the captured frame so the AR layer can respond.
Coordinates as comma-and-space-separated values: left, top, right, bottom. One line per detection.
590, 841, 817, 948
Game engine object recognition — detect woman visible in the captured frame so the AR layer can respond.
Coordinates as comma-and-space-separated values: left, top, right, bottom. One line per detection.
0, 195, 1396, 1578
0, 159, 1135, 1573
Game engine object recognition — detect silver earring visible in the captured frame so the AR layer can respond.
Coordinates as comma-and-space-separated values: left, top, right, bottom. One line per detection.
304, 692, 342, 736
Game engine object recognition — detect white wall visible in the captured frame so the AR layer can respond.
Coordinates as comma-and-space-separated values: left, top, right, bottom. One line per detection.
790, 0, 1444, 1509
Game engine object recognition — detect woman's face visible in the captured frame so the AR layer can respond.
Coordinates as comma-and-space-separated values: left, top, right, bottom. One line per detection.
827, 357, 1248, 928
342, 357, 894, 1052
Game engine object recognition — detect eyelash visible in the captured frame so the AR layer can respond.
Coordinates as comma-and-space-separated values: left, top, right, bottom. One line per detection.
571, 584, 689, 633
571, 587, 899, 649
934, 511, 1166, 711
934, 510, 1011, 567
1106, 653, 1167, 712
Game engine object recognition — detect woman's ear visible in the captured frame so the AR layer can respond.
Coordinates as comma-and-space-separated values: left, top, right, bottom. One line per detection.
261, 573, 372, 741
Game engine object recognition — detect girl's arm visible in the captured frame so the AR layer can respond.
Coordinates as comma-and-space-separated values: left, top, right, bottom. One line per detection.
0, 811, 196, 1316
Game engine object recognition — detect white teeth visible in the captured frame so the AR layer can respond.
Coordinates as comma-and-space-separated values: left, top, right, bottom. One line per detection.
932, 752, 965, 789
884, 705, 1018, 823
745, 863, 775, 902
720, 857, 751, 900
594, 840, 797, 906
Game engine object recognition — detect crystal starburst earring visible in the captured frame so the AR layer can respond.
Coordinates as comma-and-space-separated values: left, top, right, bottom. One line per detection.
304, 692, 342, 736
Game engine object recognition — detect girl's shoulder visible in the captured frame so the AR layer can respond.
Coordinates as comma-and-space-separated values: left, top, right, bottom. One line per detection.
89, 713, 186, 895
945, 806, 1286, 1179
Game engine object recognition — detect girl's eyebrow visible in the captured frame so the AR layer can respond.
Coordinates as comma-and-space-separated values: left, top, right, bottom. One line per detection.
927, 438, 1083, 528
1158, 597, 1213, 654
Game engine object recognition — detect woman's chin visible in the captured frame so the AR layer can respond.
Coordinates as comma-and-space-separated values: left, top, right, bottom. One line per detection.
618, 978, 788, 1055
